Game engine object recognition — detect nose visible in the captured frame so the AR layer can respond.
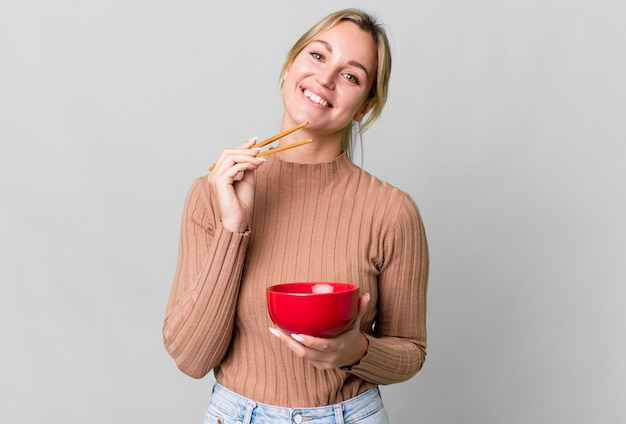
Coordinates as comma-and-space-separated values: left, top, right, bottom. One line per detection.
316, 68, 335, 89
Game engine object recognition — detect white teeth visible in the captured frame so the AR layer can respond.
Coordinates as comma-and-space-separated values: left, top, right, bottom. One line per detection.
304, 89, 329, 107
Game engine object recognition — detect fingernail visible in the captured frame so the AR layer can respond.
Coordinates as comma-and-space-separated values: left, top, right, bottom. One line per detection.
256, 157, 267, 162
291, 333, 305, 343
249, 136, 259, 143
268, 327, 281, 338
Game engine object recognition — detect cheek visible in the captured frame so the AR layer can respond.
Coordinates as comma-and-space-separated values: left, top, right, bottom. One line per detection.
342, 89, 369, 113
282, 66, 302, 89
285, 54, 316, 82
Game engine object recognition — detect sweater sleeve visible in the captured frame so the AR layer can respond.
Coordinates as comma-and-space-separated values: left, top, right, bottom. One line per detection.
349, 194, 429, 384
162, 177, 250, 378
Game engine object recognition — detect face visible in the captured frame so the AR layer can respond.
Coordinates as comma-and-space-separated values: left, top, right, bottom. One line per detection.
281, 21, 378, 136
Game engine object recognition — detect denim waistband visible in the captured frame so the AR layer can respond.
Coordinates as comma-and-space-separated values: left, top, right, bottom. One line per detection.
206, 382, 385, 424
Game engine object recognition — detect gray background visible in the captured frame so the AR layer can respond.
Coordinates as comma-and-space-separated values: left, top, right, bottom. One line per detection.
1, 1, 624, 423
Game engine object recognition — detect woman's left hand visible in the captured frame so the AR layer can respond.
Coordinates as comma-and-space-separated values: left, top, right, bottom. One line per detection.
269, 294, 370, 370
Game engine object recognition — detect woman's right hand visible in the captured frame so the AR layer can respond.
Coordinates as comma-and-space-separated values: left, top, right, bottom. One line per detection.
207, 137, 266, 233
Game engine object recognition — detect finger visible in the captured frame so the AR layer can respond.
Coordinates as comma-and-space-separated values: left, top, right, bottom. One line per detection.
269, 327, 311, 356
268, 327, 283, 339
345, 293, 371, 332
269, 328, 341, 370
289, 333, 338, 355
220, 149, 263, 168
240, 136, 259, 148
210, 137, 260, 172
269, 327, 302, 345
269, 328, 324, 355
228, 160, 264, 178
358, 293, 371, 317
212, 153, 265, 178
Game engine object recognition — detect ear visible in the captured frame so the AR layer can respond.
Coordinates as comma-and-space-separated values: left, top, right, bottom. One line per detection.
353, 98, 375, 122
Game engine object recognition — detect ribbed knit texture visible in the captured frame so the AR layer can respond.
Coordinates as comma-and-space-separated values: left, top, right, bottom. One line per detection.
163, 152, 429, 407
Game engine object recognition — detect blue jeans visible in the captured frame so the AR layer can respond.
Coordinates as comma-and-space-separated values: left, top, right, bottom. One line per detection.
203, 383, 389, 424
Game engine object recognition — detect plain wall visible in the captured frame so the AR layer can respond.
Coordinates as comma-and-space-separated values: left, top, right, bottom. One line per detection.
1, 1, 624, 422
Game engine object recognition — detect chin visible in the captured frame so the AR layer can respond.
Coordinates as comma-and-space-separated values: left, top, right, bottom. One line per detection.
284, 109, 312, 126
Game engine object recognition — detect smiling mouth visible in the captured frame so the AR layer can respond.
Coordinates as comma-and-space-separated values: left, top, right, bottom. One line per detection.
303, 89, 331, 108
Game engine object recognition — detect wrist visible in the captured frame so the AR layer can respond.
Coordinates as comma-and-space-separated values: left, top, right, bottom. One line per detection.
220, 218, 249, 235
341, 332, 369, 371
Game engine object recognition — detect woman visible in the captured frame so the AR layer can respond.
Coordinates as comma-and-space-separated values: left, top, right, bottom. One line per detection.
163, 8, 429, 423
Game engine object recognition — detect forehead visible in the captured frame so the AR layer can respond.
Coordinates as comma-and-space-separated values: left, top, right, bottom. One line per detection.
309, 21, 377, 75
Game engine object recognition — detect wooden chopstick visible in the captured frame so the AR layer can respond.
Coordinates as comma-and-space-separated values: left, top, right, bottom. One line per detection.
254, 121, 309, 148
256, 138, 314, 157
208, 122, 309, 171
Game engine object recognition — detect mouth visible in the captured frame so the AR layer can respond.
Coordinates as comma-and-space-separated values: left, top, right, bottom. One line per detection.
303, 89, 331, 108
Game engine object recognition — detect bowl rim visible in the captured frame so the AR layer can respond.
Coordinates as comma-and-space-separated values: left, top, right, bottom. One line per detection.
266, 282, 359, 296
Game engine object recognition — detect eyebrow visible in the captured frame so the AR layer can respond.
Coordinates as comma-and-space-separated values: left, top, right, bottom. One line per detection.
310, 40, 370, 78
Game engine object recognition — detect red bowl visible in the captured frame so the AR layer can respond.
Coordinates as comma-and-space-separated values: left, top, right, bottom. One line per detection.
267, 282, 359, 338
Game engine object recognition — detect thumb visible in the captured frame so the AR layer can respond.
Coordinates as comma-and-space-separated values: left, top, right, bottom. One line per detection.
358, 293, 370, 315
353, 293, 370, 327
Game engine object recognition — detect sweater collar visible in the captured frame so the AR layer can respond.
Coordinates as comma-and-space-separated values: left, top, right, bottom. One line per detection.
260, 151, 354, 183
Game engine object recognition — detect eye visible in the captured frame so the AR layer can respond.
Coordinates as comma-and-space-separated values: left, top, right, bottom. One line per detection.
310, 51, 324, 61
342, 73, 360, 85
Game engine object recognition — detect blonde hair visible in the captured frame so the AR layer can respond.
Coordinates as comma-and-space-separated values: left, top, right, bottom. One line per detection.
280, 9, 392, 155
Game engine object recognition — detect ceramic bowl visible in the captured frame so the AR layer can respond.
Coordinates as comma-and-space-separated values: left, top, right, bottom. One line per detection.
267, 282, 359, 338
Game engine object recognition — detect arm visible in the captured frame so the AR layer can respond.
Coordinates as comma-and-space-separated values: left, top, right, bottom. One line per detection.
163, 138, 265, 378
162, 177, 250, 378
350, 194, 429, 384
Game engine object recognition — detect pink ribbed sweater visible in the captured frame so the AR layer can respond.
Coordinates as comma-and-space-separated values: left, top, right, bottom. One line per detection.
163, 152, 429, 407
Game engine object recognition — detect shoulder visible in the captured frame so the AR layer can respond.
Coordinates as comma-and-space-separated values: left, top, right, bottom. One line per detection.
344, 165, 423, 238
350, 165, 420, 215
184, 176, 211, 206
351, 169, 428, 260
